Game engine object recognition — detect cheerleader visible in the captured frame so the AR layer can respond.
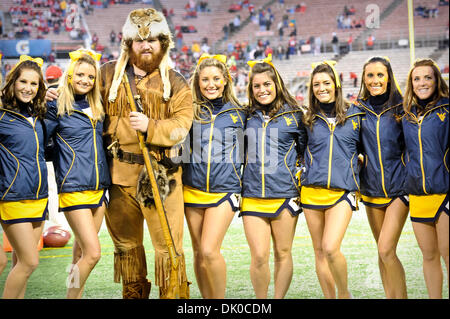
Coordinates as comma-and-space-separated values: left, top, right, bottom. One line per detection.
0, 56, 48, 298
183, 54, 245, 298
241, 54, 307, 298
45, 49, 111, 298
356, 56, 409, 298
0, 55, 7, 278
402, 58, 448, 299
301, 61, 363, 299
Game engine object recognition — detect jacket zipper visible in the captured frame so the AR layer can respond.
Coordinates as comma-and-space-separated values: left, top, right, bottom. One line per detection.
358, 102, 400, 197
204, 107, 245, 192
417, 120, 427, 194
75, 110, 100, 190
32, 118, 42, 198
1, 110, 42, 198
90, 119, 99, 190
406, 106, 444, 194
206, 115, 216, 192
259, 110, 299, 197
327, 123, 335, 188
376, 116, 388, 197
261, 121, 267, 197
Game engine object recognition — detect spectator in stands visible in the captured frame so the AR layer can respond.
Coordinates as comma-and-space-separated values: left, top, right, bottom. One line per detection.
314, 36, 322, 56
302, 61, 361, 299
175, 28, 183, 49
331, 32, 339, 56
349, 71, 357, 87
191, 41, 201, 60
0, 56, 48, 299
366, 34, 375, 50
109, 29, 116, 45
288, 36, 296, 57
233, 14, 241, 31
347, 34, 353, 52
242, 54, 306, 299
277, 21, 284, 41
349, 5, 356, 15
429, 4, 438, 17
222, 24, 229, 40
344, 15, 352, 29
91, 32, 99, 50
356, 56, 409, 299
402, 58, 449, 299
337, 13, 344, 29
45, 64, 63, 89
264, 44, 273, 58
60, 0, 67, 17
199, 1, 209, 12
228, 3, 242, 13
45, 49, 109, 299
200, 41, 210, 55
183, 53, 244, 299
276, 44, 284, 60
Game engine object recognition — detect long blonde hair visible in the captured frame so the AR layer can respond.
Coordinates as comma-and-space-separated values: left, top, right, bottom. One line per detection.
190, 57, 240, 120
57, 54, 104, 121
403, 58, 449, 118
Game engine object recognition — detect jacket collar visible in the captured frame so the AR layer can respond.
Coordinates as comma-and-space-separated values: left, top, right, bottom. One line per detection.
410, 97, 449, 116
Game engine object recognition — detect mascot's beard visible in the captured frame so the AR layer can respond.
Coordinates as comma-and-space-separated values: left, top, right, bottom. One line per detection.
129, 49, 165, 74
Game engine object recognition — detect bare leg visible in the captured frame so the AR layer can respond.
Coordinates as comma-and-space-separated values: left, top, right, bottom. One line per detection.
1, 221, 44, 298
436, 212, 449, 295
64, 204, 104, 298
366, 198, 408, 298
271, 209, 298, 298
243, 215, 271, 298
412, 220, 442, 298
322, 200, 352, 299
304, 208, 336, 298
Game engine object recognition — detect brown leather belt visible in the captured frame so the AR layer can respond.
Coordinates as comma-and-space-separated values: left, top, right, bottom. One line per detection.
117, 149, 144, 165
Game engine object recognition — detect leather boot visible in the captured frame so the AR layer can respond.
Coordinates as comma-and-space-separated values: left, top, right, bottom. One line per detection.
122, 279, 151, 299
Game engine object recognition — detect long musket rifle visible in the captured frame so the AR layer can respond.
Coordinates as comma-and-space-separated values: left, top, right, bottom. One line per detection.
123, 73, 180, 299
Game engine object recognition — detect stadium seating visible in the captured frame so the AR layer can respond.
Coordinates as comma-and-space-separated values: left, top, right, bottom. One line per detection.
0, 0, 447, 92
83, 2, 145, 51
1, 0, 78, 42
373, 0, 449, 41
219, 0, 387, 50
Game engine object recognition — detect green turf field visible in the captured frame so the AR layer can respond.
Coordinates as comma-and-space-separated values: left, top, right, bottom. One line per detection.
0, 210, 448, 299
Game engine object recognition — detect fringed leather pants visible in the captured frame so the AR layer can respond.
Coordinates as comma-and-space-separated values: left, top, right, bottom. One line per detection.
105, 167, 189, 299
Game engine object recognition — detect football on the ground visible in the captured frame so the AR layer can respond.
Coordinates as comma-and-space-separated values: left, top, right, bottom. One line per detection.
43, 226, 71, 247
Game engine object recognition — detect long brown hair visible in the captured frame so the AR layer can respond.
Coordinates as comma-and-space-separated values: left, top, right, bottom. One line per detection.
0, 60, 47, 119
403, 58, 449, 119
358, 56, 402, 109
190, 57, 240, 121
246, 62, 298, 117
303, 63, 349, 129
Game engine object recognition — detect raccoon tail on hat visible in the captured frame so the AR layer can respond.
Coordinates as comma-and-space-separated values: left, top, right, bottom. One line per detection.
108, 43, 129, 102
160, 54, 171, 101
